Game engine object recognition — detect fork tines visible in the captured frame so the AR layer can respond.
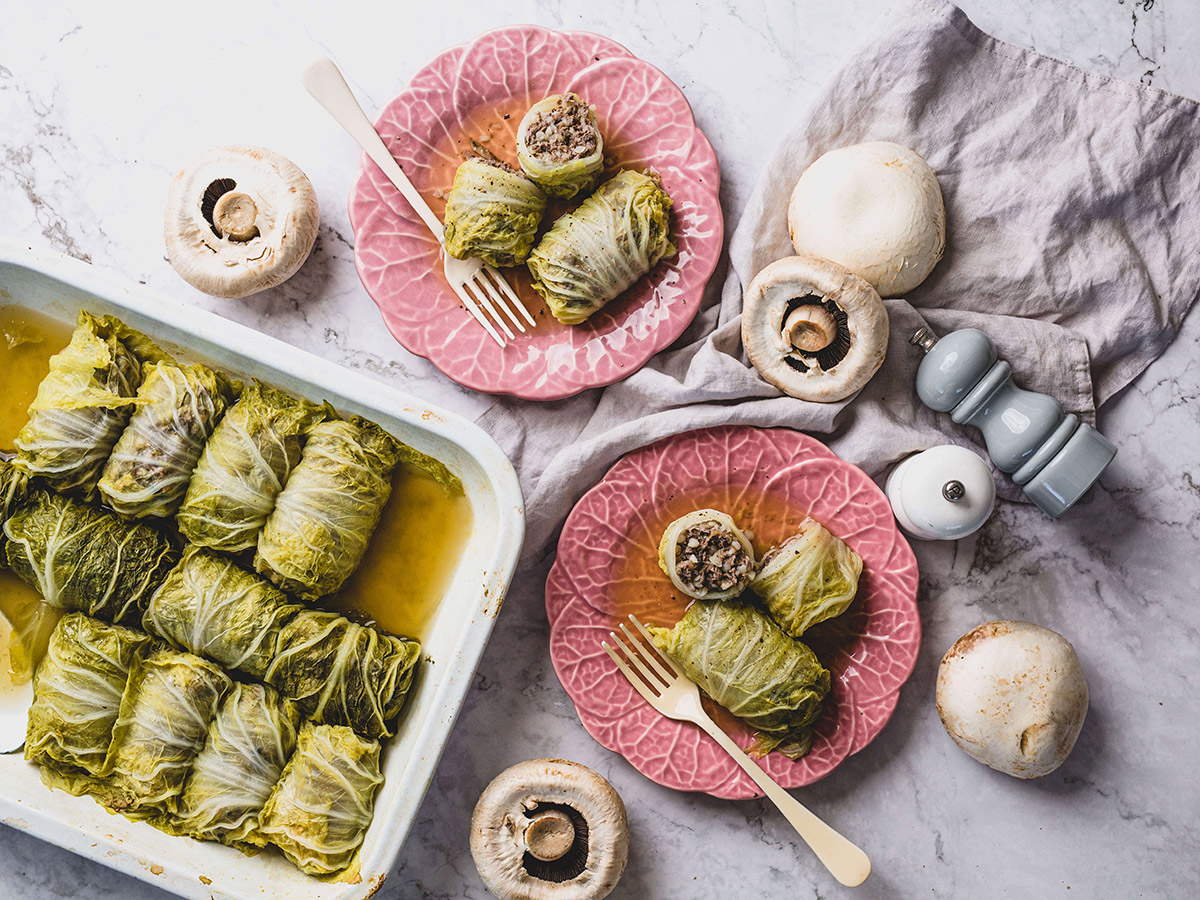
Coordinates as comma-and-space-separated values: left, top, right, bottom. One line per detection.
456, 264, 536, 349
602, 614, 683, 699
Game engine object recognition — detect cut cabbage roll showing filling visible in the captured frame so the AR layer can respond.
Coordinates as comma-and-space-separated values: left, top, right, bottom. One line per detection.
516, 92, 604, 199
25, 613, 153, 778
101, 647, 231, 815
527, 169, 675, 325
0, 457, 30, 564
649, 601, 830, 759
13, 311, 165, 497
259, 723, 384, 877
144, 546, 301, 681
751, 517, 863, 638
443, 151, 547, 268
4, 490, 179, 626
172, 682, 299, 848
658, 509, 756, 601
98, 362, 238, 519
254, 417, 404, 601
177, 382, 325, 552
264, 609, 420, 740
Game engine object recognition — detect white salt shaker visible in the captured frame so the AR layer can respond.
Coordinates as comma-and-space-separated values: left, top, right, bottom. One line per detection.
885, 445, 995, 541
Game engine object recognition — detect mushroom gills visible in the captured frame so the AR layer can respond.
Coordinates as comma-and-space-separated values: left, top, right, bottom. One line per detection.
200, 179, 238, 239
781, 295, 851, 373
519, 801, 590, 883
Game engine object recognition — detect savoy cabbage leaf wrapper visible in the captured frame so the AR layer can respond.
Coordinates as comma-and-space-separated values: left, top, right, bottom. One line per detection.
254, 416, 409, 601
144, 546, 301, 682
25, 612, 154, 778
264, 609, 420, 740
516, 92, 604, 199
177, 382, 325, 552
443, 156, 547, 268
99, 647, 231, 815
0, 457, 30, 563
649, 601, 830, 759
527, 168, 675, 325
13, 310, 167, 498
170, 681, 300, 849
3, 490, 179, 626
750, 517, 863, 638
98, 361, 238, 519
259, 723, 383, 878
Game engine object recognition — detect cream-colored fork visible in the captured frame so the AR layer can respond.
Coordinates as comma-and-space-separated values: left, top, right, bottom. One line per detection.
301, 57, 534, 348
603, 614, 872, 888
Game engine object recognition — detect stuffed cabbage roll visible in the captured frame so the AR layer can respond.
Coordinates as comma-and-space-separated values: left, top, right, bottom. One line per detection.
649, 601, 830, 759
254, 417, 404, 600
102, 648, 231, 814
259, 724, 384, 877
25, 613, 153, 777
658, 509, 756, 601
264, 609, 420, 740
750, 518, 863, 638
443, 153, 548, 269
527, 169, 675, 324
4, 491, 179, 626
172, 682, 299, 848
98, 362, 238, 519
516, 92, 604, 199
177, 383, 325, 552
0, 457, 30, 563
13, 311, 164, 497
144, 546, 300, 681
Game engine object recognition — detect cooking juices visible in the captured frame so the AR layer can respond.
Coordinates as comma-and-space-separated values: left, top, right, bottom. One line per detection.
0, 305, 470, 653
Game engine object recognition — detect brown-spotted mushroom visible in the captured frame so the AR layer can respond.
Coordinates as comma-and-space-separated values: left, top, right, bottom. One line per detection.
742, 255, 889, 402
787, 141, 945, 297
164, 145, 319, 299
470, 758, 628, 900
936, 620, 1089, 778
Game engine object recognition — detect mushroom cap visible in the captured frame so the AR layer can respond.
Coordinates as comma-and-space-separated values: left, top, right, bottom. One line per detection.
164, 145, 319, 299
741, 255, 889, 403
787, 141, 945, 297
470, 758, 628, 900
935, 620, 1089, 779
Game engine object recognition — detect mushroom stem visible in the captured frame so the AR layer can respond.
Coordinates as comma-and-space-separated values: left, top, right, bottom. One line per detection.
212, 191, 261, 241
783, 304, 837, 353
524, 809, 576, 862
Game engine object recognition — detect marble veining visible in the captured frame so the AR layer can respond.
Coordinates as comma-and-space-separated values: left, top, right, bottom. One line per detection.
2, 1, 1199, 899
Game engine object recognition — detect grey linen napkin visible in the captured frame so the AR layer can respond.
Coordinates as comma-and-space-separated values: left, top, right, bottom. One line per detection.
479, 0, 1200, 567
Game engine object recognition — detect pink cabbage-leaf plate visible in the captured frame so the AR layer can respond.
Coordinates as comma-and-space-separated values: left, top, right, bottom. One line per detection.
545, 425, 921, 799
348, 25, 723, 400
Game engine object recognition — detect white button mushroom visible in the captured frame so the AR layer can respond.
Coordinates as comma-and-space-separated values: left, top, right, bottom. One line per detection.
935, 620, 1089, 778
164, 145, 319, 299
787, 141, 945, 297
741, 255, 889, 403
470, 758, 628, 900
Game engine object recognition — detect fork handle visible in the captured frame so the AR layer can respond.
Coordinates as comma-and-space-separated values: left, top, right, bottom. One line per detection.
301, 57, 446, 242
695, 716, 871, 887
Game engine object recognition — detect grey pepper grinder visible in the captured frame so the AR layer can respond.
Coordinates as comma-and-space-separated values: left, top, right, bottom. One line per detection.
911, 326, 1116, 518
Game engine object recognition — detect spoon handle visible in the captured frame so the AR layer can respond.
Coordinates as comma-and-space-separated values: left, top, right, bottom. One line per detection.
301, 57, 445, 241
696, 715, 871, 887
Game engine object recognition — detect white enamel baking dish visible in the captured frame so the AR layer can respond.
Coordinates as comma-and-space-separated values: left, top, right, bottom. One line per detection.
0, 242, 524, 900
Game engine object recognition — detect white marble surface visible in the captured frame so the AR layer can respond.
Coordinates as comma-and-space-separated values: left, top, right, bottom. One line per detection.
2, 1, 1199, 898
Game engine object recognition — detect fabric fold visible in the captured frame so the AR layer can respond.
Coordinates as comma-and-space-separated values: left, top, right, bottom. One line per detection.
479, 0, 1200, 569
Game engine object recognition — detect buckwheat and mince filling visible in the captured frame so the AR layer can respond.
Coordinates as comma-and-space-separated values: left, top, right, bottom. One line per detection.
522, 94, 600, 164
672, 520, 754, 595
